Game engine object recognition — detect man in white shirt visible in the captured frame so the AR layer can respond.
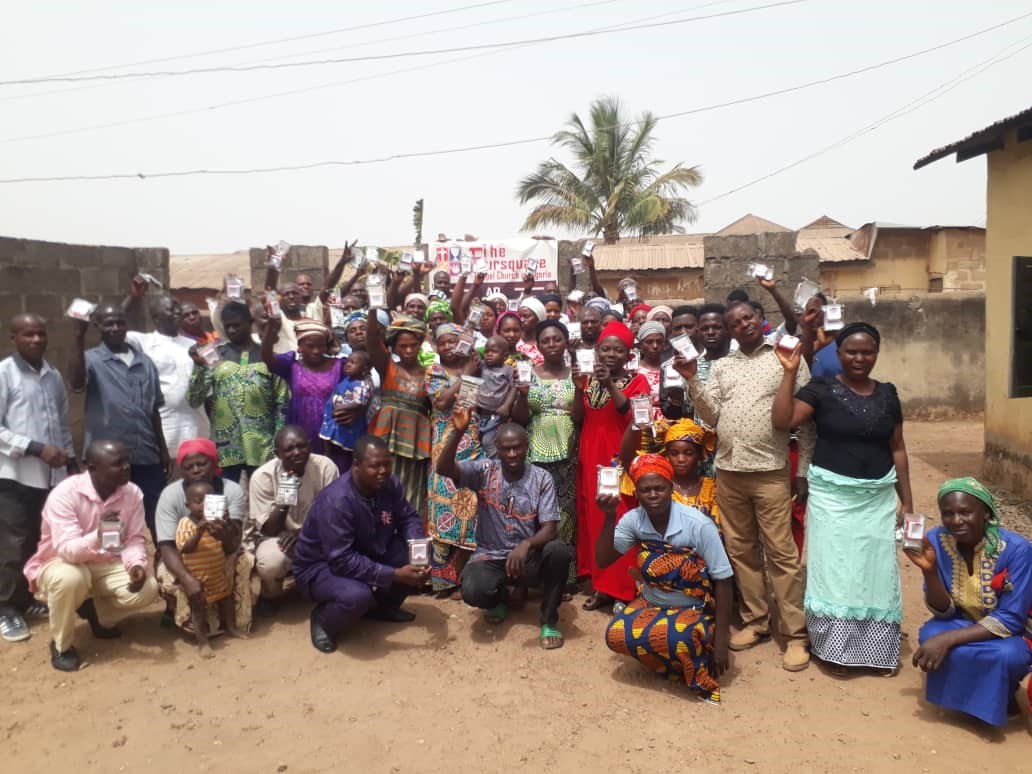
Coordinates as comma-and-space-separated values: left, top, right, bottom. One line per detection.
0, 314, 75, 643
124, 277, 210, 460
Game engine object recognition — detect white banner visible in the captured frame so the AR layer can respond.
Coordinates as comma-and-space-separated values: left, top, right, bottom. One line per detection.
431, 237, 559, 295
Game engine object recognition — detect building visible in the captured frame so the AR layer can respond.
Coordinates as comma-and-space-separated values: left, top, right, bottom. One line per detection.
915, 105, 1032, 496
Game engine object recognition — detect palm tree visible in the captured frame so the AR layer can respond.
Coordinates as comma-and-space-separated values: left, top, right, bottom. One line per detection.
516, 97, 702, 243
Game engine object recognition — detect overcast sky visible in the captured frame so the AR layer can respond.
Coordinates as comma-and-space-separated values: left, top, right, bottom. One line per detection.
1, 0, 1028, 254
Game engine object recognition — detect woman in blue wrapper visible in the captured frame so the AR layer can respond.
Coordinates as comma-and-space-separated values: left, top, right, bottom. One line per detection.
904, 477, 1032, 727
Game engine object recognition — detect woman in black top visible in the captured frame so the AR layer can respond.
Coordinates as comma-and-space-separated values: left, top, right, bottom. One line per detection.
772, 322, 913, 675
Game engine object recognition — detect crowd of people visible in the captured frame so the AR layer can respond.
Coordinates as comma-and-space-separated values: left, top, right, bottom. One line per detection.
0, 246, 1030, 729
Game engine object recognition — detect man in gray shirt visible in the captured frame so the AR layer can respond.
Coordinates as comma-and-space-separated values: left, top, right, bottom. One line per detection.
69, 304, 170, 538
435, 408, 572, 650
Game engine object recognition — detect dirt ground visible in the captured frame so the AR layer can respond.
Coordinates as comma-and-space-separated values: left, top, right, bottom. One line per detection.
3, 419, 1030, 773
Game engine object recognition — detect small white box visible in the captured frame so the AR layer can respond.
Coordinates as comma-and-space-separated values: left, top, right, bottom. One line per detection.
576, 349, 596, 373
777, 334, 801, 352
65, 298, 97, 321
597, 465, 623, 496
670, 334, 699, 361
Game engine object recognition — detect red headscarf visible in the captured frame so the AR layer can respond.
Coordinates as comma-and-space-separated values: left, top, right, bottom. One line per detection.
628, 303, 653, 320
597, 320, 634, 349
630, 453, 675, 483
176, 438, 221, 475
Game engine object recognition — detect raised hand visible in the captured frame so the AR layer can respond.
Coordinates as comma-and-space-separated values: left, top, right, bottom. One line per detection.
773, 343, 802, 372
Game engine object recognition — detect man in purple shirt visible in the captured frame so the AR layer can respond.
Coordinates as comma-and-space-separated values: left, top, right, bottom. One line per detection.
436, 408, 572, 650
292, 435, 429, 653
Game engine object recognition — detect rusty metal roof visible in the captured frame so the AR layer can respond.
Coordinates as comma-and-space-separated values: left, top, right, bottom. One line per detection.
170, 251, 251, 289
914, 105, 1032, 169
592, 234, 707, 271
714, 213, 791, 235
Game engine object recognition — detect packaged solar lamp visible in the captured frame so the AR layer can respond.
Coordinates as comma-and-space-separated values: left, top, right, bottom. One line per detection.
454, 330, 475, 356
524, 258, 540, 279
467, 300, 486, 328
793, 278, 820, 312
265, 290, 281, 317
408, 538, 431, 568
777, 334, 801, 352
65, 298, 97, 321
458, 375, 484, 408
329, 305, 346, 329
748, 263, 774, 281
570, 256, 585, 275
366, 273, 385, 308
399, 251, 414, 271
576, 349, 596, 374
412, 249, 426, 265
197, 343, 221, 367
203, 494, 227, 522
351, 248, 367, 270
365, 247, 380, 268
276, 473, 300, 507
631, 394, 652, 430
662, 359, 682, 388
516, 360, 533, 385
473, 255, 489, 275
268, 241, 290, 270
566, 321, 582, 341
581, 240, 595, 258
626, 350, 639, 372
623, 282, 639, 302
567, 289, 585, 304
597, 465, 623, 497
670, 334, 699, 361
823, 303, 844, 331
901, 513, 926, 551
100, 513, 122, 554
460, 251, 473, 276
225, 274, 244, 299
507, 298, 520, 312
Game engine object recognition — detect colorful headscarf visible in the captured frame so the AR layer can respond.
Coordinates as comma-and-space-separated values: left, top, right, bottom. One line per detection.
647, 305, 674, 321
385, 316, 428, 344
519, 297, 547, 322
484, 290, 509, 305
665, 419, 716, 454
938, 477, 1001, 559
344, 311, 367, 331
177, 438, 221, 475
630, 453, 675, 483
598, 320, 634, 349
495, 310, 522, 333
628, 303, 653, 320
585, 297, 611, 313
636, 321, 666, 343
434, 322, 463, 341
294, 319, 333, 343
425, 299, 453, 323
405, 293, 430, 309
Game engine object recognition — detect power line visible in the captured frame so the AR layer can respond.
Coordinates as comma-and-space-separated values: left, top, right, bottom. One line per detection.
17, 0, 522, 81
0, 0, 810, 86
1, 13, 1028, 184
696, 32, 1032, 206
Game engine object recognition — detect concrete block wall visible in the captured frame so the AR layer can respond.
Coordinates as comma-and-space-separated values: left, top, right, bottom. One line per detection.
248, 245, 329, 291
0, 236, 170, 450
703, 232, 820, 325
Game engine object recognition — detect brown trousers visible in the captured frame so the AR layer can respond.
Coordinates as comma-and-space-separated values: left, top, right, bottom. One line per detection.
715, 466, 807, 641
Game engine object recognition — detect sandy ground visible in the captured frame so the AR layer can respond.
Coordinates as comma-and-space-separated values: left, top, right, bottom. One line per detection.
3, 419, 1030, 774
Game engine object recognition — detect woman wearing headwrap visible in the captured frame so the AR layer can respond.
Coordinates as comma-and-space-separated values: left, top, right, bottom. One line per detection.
516, 297, 547, 365
155, 439, 256, 637
620, 418, 720, 527
367, 313, 432, 512
404, 293, 430, 320
483, 291, 510, 317
596, 453, 733, 703
572, 320, 651, 611
627, 303, 652, 334
419, 300, 454, 366
635, 320, 667, 411
772, 322, 913, 674
262, 316, 348, 469
904, 478, 1032, 727
645, 305, 674, 336
424, 323, 485, 594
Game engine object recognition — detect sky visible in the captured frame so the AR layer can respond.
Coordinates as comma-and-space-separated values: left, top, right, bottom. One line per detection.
1, 0, 1029, 254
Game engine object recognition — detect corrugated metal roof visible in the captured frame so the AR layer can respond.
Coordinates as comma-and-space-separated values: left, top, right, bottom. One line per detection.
796, 233, 867, 263
593, 234, 706, 271
170, 251, 251, 289
914, 105, 1032, 169
714, 213, 791, 235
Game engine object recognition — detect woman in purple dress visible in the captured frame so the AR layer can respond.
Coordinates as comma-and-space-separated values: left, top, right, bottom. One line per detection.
262, 317, 348, 470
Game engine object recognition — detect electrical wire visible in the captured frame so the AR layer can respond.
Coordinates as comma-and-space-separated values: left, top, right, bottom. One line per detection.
1, 12, 1028, 183
0, 0, 810, 86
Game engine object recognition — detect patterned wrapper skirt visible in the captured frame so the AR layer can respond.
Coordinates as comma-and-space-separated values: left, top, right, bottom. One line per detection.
538, 457, 577, 586
157, 550, 258, 635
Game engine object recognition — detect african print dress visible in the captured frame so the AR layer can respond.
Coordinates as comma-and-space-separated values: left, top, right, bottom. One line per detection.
368, 360, 431, 514
606, 540, 722, 703
527, 374, 577, 585
187, 345, 288, 469
270, 352, 345, 460
918, 526, 1032, 726
576, 373, 650, 601
425, 365, 484, 591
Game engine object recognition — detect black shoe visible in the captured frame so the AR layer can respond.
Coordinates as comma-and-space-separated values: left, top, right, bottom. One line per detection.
364, 606, 416, 623
76, 599, 122, 639
309, 610, 336, 653
49, 641, 81, 672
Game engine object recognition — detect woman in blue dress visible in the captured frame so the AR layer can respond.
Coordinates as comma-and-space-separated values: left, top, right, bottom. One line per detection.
904, 477, 1032, 727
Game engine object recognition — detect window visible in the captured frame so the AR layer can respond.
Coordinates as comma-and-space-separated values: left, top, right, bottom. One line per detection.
1013, 256, 1032, 398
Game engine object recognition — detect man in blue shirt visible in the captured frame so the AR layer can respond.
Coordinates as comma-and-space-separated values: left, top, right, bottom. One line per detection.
292, 435, 429, 653
436, 408, 572, 650
68, 304, 169, 538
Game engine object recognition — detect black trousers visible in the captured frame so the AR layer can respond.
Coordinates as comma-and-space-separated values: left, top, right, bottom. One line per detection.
460, 540, 572, 626
0, 479, 48, 617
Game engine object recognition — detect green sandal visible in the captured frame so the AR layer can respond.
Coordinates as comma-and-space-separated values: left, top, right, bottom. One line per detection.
540, 624, 564, 650
485, 604, 507, 624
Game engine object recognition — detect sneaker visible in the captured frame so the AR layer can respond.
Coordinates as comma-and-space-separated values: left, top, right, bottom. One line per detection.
783, 640, 811, 672
49, 640, 81, 672
0, 614, 30, 643
729, 627, 770, 652
25, 602, 49, 619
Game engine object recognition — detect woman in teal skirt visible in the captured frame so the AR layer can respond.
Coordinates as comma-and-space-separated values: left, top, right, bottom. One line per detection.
773, 322, 913, 673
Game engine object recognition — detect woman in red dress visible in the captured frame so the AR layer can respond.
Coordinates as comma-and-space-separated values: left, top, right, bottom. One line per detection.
573, 321, 651, 612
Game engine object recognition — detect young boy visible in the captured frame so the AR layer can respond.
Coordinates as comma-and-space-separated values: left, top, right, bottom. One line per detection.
177, 480, 247, 657
477, 335, 517, 457
320, 350, 375, 470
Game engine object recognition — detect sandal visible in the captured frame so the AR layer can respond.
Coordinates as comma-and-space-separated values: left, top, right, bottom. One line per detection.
540, 624, 564, 650
484, 604, 507, 624
582, 592, 614, 612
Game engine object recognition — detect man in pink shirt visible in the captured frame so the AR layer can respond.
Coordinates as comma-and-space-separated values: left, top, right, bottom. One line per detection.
24, 440, 158, 671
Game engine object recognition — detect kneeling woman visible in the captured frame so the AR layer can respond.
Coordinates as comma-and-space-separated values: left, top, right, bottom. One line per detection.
905, 477, 1032, 727
595, 454, 733, 703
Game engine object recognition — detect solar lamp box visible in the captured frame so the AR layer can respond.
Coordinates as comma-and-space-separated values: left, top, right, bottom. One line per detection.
225, 275, 245, 299
267, 240, 290, 269
399, 251, 414, 272
507, 299, 520, 312
365, 247, 380, 266
454, 331, 475, 357
748, 262, 774, 281
276, 474, 300, 506
516, 360, 533, 385
366, 274, 385, 308
100, 515, 122, 553
626, 350, 640, 372
597, 466, 623, 497
458, 375, 483, 408
351, 249, 367, 270
670, 334, 699, 361
473, 256, 489, 275
901, 513, 926, 551
793, 277, 821, 311
581, 240, 595, 258
566, 321, 582, 340
412, 249, 426, 265
662, 360, 682, 388
567, 289, 585, 304
823, 304, 845, 331
777, 334, 801, 352
265, 291, 281, 317
329, 305, 347, 329
575, 349, 596, 373
467, 301, 485, 328
570, 256, 585, 275
203, 494, 226, 521
623, 283, 639, 302
408, 538, 431, 568
631, 394, 652, 429
197, 343, 221, 367
65, 298, 97, 321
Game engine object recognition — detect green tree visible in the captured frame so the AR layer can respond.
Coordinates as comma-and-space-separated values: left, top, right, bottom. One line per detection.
516, 97, 702, 244
412, 198, 424, 248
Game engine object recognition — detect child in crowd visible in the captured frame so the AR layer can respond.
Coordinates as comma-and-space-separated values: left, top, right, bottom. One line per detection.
177, 480, 247, 657
319, 350, 375, 469
477, 335, 517, 457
